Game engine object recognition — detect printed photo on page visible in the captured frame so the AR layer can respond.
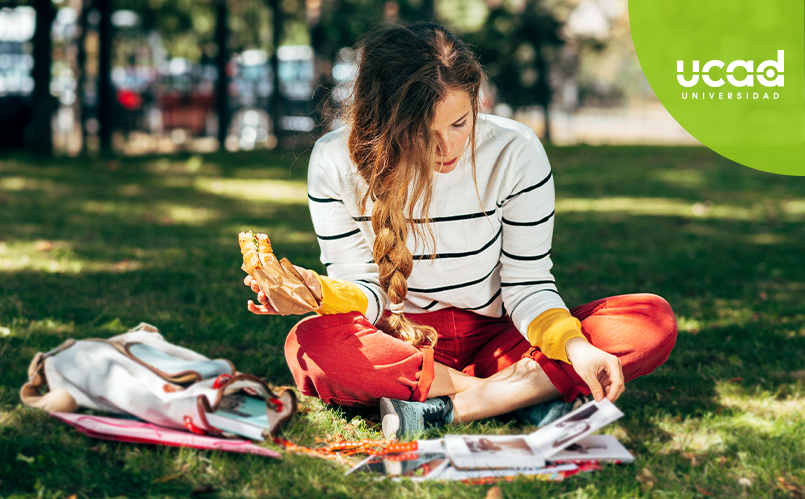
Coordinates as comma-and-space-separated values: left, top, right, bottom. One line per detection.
443, 434, 546, 470
528, 399, 624, 459
547, 435, 634, 464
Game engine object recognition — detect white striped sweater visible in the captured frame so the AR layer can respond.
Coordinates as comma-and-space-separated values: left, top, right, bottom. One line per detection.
307, 114, 568, 341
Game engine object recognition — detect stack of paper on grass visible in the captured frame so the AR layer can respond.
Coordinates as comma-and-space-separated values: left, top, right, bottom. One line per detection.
52, 412, 280, 458
346, 399, 633, 482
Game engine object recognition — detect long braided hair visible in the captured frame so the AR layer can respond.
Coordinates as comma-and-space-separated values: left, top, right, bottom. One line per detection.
346, 22, 485, 348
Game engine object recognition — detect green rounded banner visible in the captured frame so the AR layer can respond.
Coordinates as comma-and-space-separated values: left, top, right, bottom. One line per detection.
629, 0, 805, 176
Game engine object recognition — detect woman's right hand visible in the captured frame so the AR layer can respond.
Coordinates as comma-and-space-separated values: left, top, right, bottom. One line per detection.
243, 275, 280, 315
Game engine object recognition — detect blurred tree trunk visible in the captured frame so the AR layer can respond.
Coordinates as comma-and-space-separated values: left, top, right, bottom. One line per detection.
215, 0, 229, 150
535, 47, 552, 143
28, 0, 57, 156
309, 0, 332, 135
76, 0, 89, 154
267, 0, 283, 146
420, 0, 434, 21
97, 0, 113, 154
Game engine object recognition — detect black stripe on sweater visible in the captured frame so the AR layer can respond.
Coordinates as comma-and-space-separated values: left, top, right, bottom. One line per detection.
317, 228, 361, 241
308, 193, 343, 204
501, 210, 555, 227
324, 259, 374, 267
353, 209, 497, 224
413, 227, 502, 260
354, 280, 381, 320
408, 264, 498, 293
501, 249, 551, 261
422, 300, 439, 310
465, 289, 501, 311
497, 171, 552, 207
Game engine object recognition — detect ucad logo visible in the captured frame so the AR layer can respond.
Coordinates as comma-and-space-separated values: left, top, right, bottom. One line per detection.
677, 50, 784, 88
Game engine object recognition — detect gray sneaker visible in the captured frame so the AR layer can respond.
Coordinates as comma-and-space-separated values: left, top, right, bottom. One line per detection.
379, 396, 454, 440
515, 395, 593, 428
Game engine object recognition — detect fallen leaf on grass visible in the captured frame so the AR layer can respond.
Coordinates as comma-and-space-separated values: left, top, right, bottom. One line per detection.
696, 486, 713, 496
64, 495, 77, 499
35, 240, 54, 252
152, 473, 182, 484
776, 473, 805, 498
112, 260, 131, 271
683, 452, 698, 466
636, 467, 657, 491
485, 485, 503, 499
729, 377, 744, 384
738, 477, 752, 487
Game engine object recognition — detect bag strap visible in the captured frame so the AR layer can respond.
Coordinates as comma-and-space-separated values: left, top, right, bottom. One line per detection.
19, 340, 79, 413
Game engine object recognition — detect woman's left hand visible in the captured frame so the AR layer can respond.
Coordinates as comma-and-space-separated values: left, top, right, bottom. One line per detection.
564, 337, 624, 402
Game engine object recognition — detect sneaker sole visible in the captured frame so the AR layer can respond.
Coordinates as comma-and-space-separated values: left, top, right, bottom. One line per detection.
379, 397, 401, 440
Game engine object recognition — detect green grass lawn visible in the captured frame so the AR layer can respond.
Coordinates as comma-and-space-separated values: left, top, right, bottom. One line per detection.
1, 145, 804, 498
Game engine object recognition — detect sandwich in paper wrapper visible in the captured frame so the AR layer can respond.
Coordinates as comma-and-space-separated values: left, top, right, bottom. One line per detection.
238, 231, 322, 315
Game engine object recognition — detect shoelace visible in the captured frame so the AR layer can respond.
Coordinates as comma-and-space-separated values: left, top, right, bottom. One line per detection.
421, 396, 452, 427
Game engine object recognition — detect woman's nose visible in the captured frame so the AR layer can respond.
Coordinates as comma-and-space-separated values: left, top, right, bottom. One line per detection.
435, 134, 450, 157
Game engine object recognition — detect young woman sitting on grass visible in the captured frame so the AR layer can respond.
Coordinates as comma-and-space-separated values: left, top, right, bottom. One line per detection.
244, 22, 678, 439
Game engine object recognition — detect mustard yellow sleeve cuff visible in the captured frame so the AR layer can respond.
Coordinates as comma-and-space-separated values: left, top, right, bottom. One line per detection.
315, 275, 369, 316
526, 308, 587, 364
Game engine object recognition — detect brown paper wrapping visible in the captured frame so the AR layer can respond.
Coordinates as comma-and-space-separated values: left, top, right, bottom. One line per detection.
239, 231, 323, 316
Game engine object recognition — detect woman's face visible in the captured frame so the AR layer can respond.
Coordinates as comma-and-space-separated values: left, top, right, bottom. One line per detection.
430, 89, 473, 174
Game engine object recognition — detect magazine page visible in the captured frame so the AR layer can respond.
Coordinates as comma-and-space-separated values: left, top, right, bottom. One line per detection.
345, 452, 449, 480
528, 399, 624, 459
435, 463, 577, 481
444, 434, 546, 470
547, 435, 634, 463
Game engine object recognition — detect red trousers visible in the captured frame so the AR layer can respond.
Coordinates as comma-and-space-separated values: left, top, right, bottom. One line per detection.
284, 293, 677, 406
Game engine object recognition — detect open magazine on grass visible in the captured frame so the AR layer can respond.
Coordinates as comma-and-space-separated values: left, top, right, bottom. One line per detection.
445, 398, 624, 469
347, 398, 632, 481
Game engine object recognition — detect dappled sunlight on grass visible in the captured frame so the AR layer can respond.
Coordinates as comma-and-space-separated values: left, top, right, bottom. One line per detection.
79, 200, 220, 226
0, 240, 147, 274
0, 176, 73, 196
650, 169, 709, 189
193, 177, 308, 204
717, 382, 805, 420
556, 196, 799, 221
144, 155, 223, 176
653, 414, 728, 454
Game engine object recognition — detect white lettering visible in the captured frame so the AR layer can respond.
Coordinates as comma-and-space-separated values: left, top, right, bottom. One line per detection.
728, 93, 732, 99
756, 50, 784, 87
702, 60, 725, 87
677, 51, 784, 88
677, 60, 700, 87
774, 92, 779, 99
726, 60, 754, 86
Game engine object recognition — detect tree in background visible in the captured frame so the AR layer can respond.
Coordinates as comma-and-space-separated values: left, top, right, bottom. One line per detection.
465, 1, 564, 142
29, 0, 58, 155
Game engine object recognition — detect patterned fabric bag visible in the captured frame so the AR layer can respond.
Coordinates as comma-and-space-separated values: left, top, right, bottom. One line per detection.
20, 322, 296, 438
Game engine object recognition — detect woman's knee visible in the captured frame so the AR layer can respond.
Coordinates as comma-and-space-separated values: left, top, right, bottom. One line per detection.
636, 293, 678, 365
283, 312, 428, 405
